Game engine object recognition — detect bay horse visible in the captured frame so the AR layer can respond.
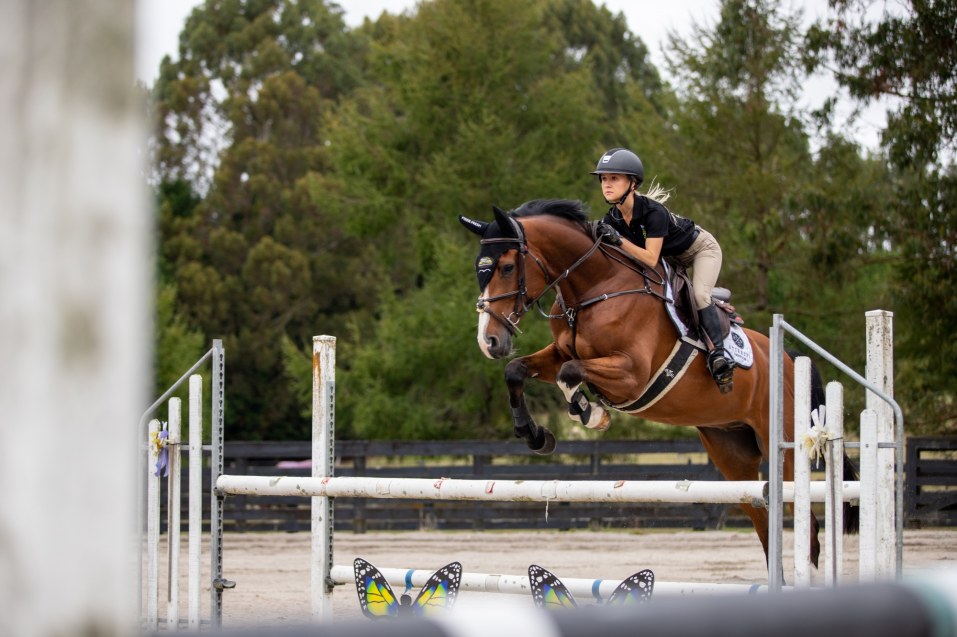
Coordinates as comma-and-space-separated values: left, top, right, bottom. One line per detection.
460, 199, 858, 569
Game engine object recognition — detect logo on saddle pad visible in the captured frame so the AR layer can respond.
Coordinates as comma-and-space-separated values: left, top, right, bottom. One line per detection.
722, 326, 753, 368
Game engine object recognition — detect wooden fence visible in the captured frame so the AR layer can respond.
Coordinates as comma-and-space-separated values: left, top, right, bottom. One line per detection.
905, 436, 957, 526
160, 436, 954, 533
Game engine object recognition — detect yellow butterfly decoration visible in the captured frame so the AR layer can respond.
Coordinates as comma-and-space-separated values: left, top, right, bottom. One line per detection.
528, 564, 654, 609
354, 557, 462, 619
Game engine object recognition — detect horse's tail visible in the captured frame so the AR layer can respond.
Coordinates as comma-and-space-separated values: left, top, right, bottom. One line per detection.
787, 350, 860, 535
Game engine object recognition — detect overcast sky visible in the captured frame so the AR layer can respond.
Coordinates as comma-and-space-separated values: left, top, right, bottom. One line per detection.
135, 0, 888, 149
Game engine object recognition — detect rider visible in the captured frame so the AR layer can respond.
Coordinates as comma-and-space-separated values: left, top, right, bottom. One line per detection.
591, 147, 734, 393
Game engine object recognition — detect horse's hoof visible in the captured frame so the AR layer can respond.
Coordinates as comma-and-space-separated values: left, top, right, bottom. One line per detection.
532, 430, 557, 455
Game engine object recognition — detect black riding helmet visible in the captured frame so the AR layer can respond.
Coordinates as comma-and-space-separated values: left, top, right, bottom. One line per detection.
591, 148, 644, 187
591, 147, 644, 205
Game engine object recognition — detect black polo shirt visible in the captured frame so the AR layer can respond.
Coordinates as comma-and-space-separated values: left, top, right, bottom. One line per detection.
602, 194, 697, 257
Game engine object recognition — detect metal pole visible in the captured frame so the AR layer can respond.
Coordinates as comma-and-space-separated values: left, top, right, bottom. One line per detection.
210, 340, 227, 627
313, 336, 336, 620
768, 315, 785, 591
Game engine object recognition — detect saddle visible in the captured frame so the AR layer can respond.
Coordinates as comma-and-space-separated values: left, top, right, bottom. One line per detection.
665, 257, 744, 342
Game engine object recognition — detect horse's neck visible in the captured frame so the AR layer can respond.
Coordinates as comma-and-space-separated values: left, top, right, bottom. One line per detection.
528, 221, 676, 376
529, 222, 652, 305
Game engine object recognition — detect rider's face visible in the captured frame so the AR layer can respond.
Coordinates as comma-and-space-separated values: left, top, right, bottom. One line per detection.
600, 173, 632, 202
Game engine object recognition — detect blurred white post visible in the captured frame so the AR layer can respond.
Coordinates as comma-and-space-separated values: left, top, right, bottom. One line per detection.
147, 420, 161, 630
0, 1, 149, 634
865, 310, 895, 578
792, 357, 812, 588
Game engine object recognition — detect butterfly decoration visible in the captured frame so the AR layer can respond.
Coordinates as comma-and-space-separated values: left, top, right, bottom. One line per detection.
527, 564, 654, 609
354, 557, 462, 619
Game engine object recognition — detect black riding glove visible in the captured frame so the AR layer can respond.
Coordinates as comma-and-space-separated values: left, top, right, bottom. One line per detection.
597, 222, 622, 247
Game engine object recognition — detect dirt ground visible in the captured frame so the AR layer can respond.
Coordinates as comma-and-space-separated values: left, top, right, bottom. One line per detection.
152, 527, 957, 628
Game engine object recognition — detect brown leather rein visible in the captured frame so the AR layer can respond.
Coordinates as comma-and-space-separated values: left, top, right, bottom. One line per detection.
475, 220, 668, 336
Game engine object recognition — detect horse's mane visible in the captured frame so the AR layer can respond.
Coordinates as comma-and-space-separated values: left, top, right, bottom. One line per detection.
510, 199, 590, 224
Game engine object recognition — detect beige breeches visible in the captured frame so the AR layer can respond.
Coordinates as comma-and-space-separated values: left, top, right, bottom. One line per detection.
671, 227, 723, 310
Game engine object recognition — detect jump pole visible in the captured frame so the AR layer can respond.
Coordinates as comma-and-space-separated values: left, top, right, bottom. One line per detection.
217, 474, 860, 505
325, 565, 788, 598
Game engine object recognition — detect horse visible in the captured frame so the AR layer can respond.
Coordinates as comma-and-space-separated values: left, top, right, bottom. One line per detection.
459, 199, 858, 569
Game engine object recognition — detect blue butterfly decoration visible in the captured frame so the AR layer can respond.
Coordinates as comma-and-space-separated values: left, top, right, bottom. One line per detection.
354, 558, 462, 619
527, 564, 654, 609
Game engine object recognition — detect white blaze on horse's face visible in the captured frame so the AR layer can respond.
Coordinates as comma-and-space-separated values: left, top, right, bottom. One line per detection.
477, 286, 494, 359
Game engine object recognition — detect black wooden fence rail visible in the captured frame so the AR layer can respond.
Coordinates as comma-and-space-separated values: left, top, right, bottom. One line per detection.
905, 436, 957, 527
158, 436, 954, 533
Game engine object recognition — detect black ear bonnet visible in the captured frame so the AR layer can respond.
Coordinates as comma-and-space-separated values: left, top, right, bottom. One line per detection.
458, 207, 522, 291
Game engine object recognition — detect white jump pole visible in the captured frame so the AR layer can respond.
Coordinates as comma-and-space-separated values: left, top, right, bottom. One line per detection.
865, 310, 896, 578
218, 474, 860, 504
859, 409, 879, 583
824, 381, 845, 587
167, 398, 182, 630
327, 565, 788, 598
188, 375, 203, 628
792, 357, 812, 588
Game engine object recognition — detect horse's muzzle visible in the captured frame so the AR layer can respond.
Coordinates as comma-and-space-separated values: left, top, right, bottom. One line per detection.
482, 332, 512, 359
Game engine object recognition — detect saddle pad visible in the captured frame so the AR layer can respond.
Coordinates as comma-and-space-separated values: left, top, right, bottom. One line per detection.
661, 263, 753, 370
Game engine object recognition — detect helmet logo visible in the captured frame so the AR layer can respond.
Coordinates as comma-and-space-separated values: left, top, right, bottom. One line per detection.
601, 154, 612, 163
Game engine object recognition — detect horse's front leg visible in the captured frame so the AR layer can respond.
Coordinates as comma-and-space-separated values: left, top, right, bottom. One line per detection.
504, 344, 563, 455
556, 360, 611, 431
556, 355, 641, 432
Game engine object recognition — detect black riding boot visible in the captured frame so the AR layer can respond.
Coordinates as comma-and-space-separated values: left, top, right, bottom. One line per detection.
698, 304, 735, 394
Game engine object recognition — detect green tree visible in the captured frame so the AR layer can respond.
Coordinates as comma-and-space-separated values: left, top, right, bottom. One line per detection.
151, 0, 371, 439
806, 0, 957, 432
326, 0, 670, 440
664, 0, 815, 322
654, 0, 897, 429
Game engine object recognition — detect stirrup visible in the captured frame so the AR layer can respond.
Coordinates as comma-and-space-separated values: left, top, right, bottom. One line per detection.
708, 351, 735, 394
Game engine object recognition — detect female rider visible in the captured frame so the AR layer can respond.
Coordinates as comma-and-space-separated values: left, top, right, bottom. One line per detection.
592, 147, 734, 393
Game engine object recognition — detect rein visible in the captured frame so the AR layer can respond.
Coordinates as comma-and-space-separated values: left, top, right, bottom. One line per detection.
476, 220, 669, 336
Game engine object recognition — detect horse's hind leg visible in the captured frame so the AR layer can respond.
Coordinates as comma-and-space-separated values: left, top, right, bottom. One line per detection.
700, 425, 822, 571
696, 426, 772, 565
556, 360, 611, 431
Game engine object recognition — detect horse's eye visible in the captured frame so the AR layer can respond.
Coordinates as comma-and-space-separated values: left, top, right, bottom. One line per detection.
501, 263, 516, 276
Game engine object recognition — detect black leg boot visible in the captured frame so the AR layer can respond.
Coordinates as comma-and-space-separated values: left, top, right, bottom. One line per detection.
698, 304, 735, 393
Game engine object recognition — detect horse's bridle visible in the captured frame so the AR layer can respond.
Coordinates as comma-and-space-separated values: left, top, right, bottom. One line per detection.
475, 218, 645, 336
474, 216, 540, 336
